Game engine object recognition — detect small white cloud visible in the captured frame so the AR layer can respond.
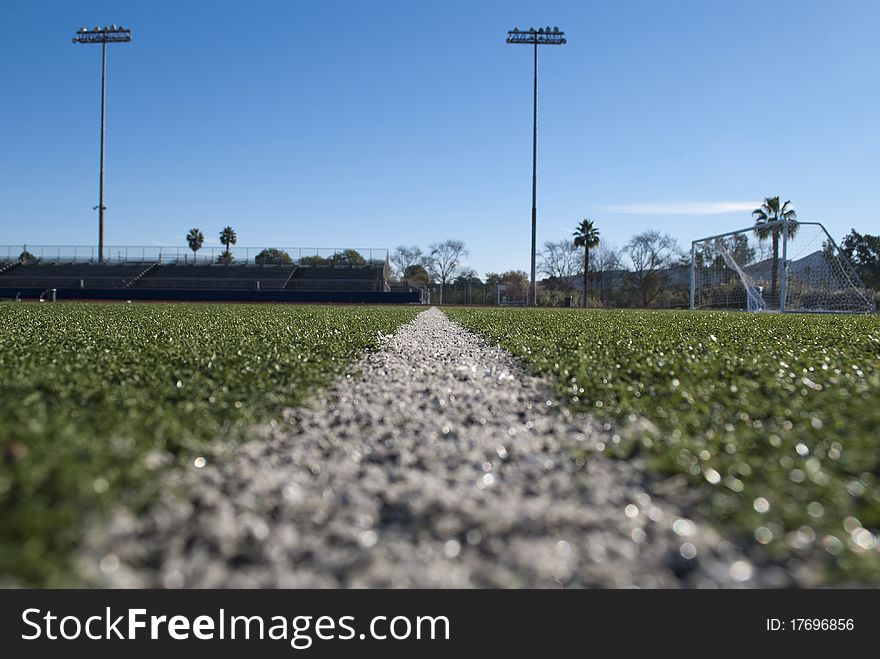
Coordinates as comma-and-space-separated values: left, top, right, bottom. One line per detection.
600, 201, 760, 215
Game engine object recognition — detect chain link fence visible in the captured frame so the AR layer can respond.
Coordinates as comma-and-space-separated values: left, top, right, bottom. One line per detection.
1, 245, 389, 266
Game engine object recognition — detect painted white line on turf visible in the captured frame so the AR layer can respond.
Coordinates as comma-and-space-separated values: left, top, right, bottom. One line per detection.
81, 308, 771, 588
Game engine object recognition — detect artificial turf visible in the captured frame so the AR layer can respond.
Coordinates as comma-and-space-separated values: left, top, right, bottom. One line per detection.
0, 302, 419, 585
446, 307, 880, 582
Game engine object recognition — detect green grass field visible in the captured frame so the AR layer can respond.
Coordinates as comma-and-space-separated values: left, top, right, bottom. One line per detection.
3, 303, 879, 586
446, 308, 880, 581
0, 302, 419, 586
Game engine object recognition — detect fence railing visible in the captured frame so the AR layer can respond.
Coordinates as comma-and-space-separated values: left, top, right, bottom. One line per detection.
424, 282, 528, 306
1, 245, 389, 266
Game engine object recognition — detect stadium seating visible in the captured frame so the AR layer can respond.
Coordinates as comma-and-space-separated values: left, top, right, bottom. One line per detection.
0, 260, 391, 294
132, 264, 296, 290
0, 262, 154, 289
285, 265, 388, 292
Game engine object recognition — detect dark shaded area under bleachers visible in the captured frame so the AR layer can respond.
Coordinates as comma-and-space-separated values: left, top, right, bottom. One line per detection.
0, 287, 420, 304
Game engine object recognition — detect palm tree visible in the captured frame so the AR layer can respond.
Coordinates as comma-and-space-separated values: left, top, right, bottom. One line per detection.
573, 218, 601, 307
753, 197, 797, 303
218, 226, 237, 261
186, 228, 204, 263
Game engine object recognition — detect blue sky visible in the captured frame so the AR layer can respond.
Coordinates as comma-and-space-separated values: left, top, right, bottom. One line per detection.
1, 0, 878, 276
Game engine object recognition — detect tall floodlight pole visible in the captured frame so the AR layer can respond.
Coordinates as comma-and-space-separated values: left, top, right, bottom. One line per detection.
506, 26, 566, 306
73, 25, 132, 262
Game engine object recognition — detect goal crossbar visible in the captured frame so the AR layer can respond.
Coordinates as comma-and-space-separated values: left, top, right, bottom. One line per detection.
689, 220, 874, 314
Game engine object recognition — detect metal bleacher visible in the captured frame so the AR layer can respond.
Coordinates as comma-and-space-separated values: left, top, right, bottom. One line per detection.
0, 262, 155, 289
285, 265, 388, 292
132, 264, 296, 290
0, 262, 388, 292
0, 246, 409, 301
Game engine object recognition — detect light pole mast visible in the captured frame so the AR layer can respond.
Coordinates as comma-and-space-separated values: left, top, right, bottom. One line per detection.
507, 26, 566, 306
73, 25, 132, 263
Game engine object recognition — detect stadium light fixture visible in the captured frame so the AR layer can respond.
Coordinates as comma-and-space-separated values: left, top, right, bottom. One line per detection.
506, 26, 566, 306
73, 25, 132, 262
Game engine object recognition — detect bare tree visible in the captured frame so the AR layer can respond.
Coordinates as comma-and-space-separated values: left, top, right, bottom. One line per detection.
624, 231, 681, 307
390, 245, 424, 278
591, 244, 621, 274
538, 240, 579, 280
428, 240, 468, 304
590, 244, 622, 303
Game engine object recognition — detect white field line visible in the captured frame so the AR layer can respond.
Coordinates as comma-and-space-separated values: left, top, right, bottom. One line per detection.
81, 308, 765, 588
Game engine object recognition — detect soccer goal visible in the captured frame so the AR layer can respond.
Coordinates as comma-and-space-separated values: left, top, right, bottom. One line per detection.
690, 220, 875, 314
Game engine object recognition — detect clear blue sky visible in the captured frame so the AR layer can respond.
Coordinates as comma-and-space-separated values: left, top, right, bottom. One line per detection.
1, 0, 878, 276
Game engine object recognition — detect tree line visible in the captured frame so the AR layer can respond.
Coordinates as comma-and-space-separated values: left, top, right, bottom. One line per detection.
390, 231, 688, 307
185, 227, 236, 263
391, 196, 880, 307
183, 227, 369, 266
176, 206, 879, 305
14, 201, 876, 308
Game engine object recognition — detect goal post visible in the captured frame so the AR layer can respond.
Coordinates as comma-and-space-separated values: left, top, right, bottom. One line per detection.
690, 220, 875, 314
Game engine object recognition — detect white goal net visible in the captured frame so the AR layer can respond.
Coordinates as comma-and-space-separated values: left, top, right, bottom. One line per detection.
690, 220, 875, 314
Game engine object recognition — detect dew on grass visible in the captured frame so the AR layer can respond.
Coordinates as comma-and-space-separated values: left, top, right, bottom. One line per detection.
821, 535, 844, 555
755, 527, 774, 544
444, 540, 461, 559
99, 553, 120, 574
680, 543, 697, 559
673, 518, 696, 537
359, 530, 378, 548
851, 529, 876, 551
729, 560, 753, 582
